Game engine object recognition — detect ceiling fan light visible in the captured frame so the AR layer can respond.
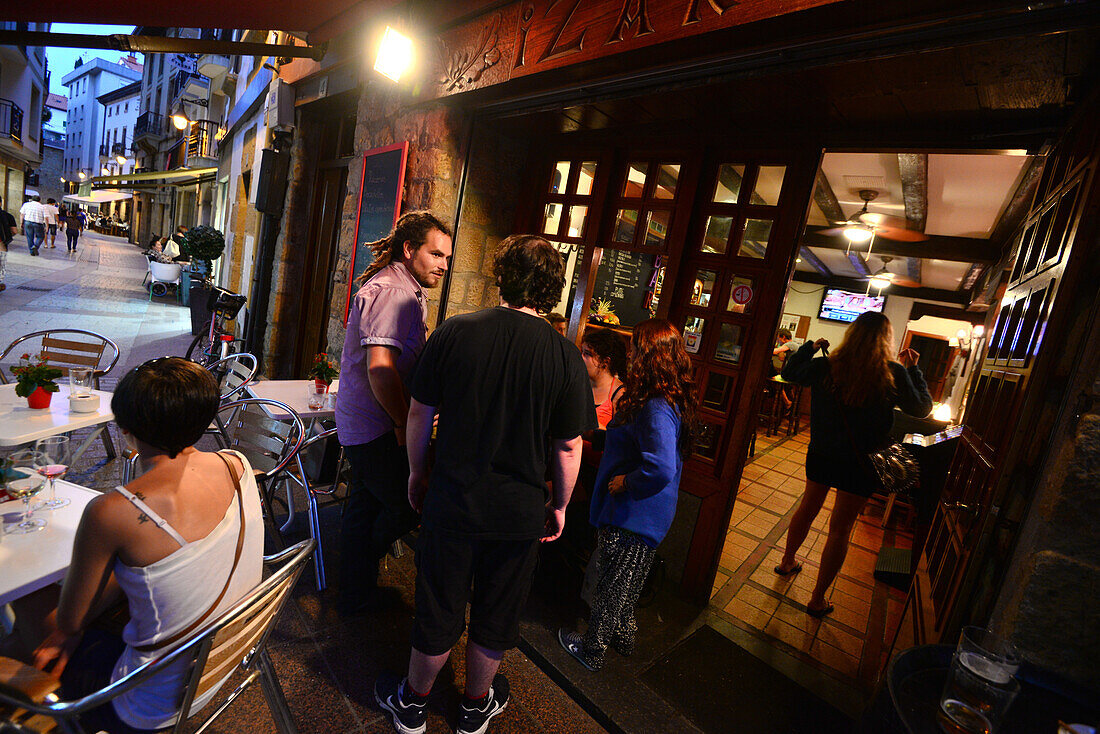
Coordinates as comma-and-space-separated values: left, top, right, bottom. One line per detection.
869, 276, 891, 290
843, 224, 873, 243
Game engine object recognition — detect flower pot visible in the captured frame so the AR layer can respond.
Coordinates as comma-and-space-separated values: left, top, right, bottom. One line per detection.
27, 386, 52, 409
314, 379, 330, 392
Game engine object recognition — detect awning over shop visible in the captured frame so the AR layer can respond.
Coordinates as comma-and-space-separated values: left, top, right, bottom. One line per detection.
91, 168, 217, 190
63, 190, 133, 207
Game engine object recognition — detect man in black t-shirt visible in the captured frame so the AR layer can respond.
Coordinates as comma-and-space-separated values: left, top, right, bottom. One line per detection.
375, 235, 596, 734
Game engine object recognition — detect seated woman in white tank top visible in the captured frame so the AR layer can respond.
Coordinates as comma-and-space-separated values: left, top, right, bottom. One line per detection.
31, 357, 265, 733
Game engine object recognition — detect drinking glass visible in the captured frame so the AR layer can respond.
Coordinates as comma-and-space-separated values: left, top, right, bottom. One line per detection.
307, 383, 328, 411
4, 450, 47, 534
939, 626, 1021, 734
34, 436, 71, 510
69, 367, 94, 397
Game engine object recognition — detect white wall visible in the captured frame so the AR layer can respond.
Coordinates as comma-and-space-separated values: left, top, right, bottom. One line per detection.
781, 282, 913, 353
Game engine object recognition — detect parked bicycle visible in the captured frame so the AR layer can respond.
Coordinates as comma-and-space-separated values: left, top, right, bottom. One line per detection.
186, 286, 248, 366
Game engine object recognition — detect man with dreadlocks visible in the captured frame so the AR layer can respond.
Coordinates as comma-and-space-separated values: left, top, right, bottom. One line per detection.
335, 211, 453, 616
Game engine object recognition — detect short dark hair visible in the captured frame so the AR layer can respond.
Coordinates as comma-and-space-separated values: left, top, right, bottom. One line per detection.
492, 234, 565, 313
47, 198, 56, 204
111, 358, 219, 458
582, 327, 628, 377
777, 328, 792, 341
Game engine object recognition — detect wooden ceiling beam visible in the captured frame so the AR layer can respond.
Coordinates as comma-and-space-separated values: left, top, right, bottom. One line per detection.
799, 247, 832, 277
813, 169, 846, 223
898, 152, 927, 285
848, 251, 871, 277
793, 271, 969, 305
909, 302, 987, 326
802, 226, 999, 263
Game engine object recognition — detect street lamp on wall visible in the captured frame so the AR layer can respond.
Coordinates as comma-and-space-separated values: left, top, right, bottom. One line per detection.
374, 26, 414, 82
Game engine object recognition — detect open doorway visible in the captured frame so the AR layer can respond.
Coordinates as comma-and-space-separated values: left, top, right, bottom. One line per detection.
709, 148, 1032, 688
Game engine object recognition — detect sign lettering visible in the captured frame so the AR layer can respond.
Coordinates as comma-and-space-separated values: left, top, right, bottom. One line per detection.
539, 0, 588, 63
608, 0, 656, 44
683, 0, 740, 26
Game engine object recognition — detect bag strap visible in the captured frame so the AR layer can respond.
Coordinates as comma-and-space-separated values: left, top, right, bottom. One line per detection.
134, 452, 246, 653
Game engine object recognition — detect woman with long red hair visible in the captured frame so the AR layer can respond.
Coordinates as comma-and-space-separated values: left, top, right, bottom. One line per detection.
558, 319, 696, 671
775, 311, 932, 617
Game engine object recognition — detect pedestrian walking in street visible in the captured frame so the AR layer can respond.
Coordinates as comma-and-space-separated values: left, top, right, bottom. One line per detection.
559, 318, 696, 672
0, 195, 16, 292
44, 198, 60, 248
334, 211, 453, 616
61, 206, 83, 253
18, 194, 48, 256
374, 234, 595, 734
774, 311, 932, 618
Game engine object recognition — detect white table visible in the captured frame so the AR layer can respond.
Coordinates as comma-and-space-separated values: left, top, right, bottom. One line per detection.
0, 384, 116, 462
245, 379, 339, 420
0, 480, 100, 605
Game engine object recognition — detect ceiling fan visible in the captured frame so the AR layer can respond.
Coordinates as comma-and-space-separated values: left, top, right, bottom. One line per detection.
860, 256, 921, 289
821, 189, 929, 243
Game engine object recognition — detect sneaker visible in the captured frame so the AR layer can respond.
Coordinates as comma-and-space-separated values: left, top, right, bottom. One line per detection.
456, 674, 509, 734
374, 674, 427, 734
557, 628, 600, 671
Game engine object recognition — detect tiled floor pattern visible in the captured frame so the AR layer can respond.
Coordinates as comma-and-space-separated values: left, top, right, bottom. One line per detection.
709, 429, 910, 690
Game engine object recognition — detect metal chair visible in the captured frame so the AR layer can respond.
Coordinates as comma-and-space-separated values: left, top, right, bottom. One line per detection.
207, 353, 259, 403
215, 398, 328, 588
0, 538, 316, 734
0, 329, 121, 459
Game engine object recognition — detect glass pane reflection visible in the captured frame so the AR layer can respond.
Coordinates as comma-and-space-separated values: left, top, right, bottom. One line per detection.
550, 161, 571, 194
701, 372, 734, 412
702, 215, 733, 254
752, 166, 786, 205
714, 164, 745, 203
567, 205, 587, 238
575, 161, 597, 195
738, 218, 772, 258
691, 269, 717, 307
622, 162, 648, 197
693, 422, 720, 459
714, 323, 743, 364
543, 203, 562, 236
644, 209, 671, 247
683, 315, 705, 354
726, 275, 755, 314
654, 164, 680, 199
614, 209, 638, 243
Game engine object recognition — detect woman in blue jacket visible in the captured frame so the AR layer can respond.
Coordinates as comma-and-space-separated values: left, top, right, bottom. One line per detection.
559, 318, 697, 671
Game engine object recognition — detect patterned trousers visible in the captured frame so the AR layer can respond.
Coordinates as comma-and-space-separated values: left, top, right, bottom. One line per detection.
0, 250, 6, 284
581, 526, 655, 669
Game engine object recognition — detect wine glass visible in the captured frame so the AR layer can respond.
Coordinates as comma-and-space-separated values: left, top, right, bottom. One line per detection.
4, 450, 47, 534
34, 436, 71, 510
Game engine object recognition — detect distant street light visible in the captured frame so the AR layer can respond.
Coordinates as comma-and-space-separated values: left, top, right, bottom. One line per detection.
171, 113, 190, 131
77, 171, 86, 180
115, 154, 127, 165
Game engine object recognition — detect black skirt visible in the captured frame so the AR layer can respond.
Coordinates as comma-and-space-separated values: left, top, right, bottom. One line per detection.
805, 449, 880, 498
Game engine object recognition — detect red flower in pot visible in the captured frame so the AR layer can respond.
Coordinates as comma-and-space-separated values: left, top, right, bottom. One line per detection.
307, 352, 339, 391
12, 352, 63, 409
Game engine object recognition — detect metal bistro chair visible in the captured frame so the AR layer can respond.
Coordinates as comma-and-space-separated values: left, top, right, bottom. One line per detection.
0, 329, 122, 458
0, 538, 316, 734
215, 398, 329, 589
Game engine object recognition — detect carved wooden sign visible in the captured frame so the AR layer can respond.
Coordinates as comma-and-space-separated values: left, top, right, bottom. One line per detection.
428, 0, 842, 98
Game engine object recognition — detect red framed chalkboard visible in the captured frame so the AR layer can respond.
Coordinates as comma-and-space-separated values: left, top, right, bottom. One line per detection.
344, 141, 408, 323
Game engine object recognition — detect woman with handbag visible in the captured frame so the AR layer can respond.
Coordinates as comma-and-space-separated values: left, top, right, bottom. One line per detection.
774, 311, 932, 618
29, 357, 265, 732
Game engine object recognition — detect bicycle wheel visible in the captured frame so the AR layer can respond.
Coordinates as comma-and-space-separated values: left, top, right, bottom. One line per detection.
186, 332, 217, 366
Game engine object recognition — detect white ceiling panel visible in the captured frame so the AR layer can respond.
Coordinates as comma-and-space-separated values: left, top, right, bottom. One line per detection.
925, 153, 1030, 238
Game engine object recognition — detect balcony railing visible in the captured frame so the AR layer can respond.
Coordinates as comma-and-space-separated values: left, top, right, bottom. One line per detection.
187, 119, 218, 164
134, 111, 165, 141
100, 142, 131, 158
0, 98, 24, 144
170, 70, 210, 104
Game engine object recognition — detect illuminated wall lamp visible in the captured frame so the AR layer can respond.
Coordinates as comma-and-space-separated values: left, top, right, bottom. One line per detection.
77, 171, 86, 180
115, 154, 127, 165
101, 167, 110, 175
375, 26, 414, 83
932, 402, 953, 422
171, 113, 191, 131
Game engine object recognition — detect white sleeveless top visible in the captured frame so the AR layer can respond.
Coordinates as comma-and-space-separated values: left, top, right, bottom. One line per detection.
108, 451, 264, 730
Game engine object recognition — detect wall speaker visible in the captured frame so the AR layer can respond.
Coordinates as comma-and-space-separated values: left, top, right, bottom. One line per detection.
254, 148, 290, 214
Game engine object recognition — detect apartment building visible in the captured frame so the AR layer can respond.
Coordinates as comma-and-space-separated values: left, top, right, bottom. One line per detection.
60, 56, 141, 183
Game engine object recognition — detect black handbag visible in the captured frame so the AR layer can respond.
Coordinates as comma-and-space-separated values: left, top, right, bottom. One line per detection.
838, 404, 920, 496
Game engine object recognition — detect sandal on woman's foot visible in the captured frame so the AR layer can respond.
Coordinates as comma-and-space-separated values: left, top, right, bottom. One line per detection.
774, 563, 802, 577
807, 603, 834, 619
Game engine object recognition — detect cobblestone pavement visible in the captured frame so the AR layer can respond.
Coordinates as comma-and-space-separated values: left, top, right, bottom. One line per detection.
1, 229, 194, 489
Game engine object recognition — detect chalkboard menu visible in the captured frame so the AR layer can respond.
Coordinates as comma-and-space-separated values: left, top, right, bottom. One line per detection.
588, 249, 660, 328
344, 142, 408, 322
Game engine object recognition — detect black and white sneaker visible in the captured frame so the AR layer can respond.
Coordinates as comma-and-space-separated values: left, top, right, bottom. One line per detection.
558, 628, 600, 671
456, 673, 510, 734
374, 673, 427, 734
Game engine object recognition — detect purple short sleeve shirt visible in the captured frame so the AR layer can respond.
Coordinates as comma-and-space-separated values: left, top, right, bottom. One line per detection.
335, 263, 427, 446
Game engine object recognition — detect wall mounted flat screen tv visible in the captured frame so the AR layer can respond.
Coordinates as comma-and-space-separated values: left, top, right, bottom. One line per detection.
819, 288, 886, 323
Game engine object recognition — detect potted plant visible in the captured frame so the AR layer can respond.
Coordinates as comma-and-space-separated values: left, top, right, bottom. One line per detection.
307, 353, 339, 391
12, 353, 63, 409
180, 226, 227, 333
